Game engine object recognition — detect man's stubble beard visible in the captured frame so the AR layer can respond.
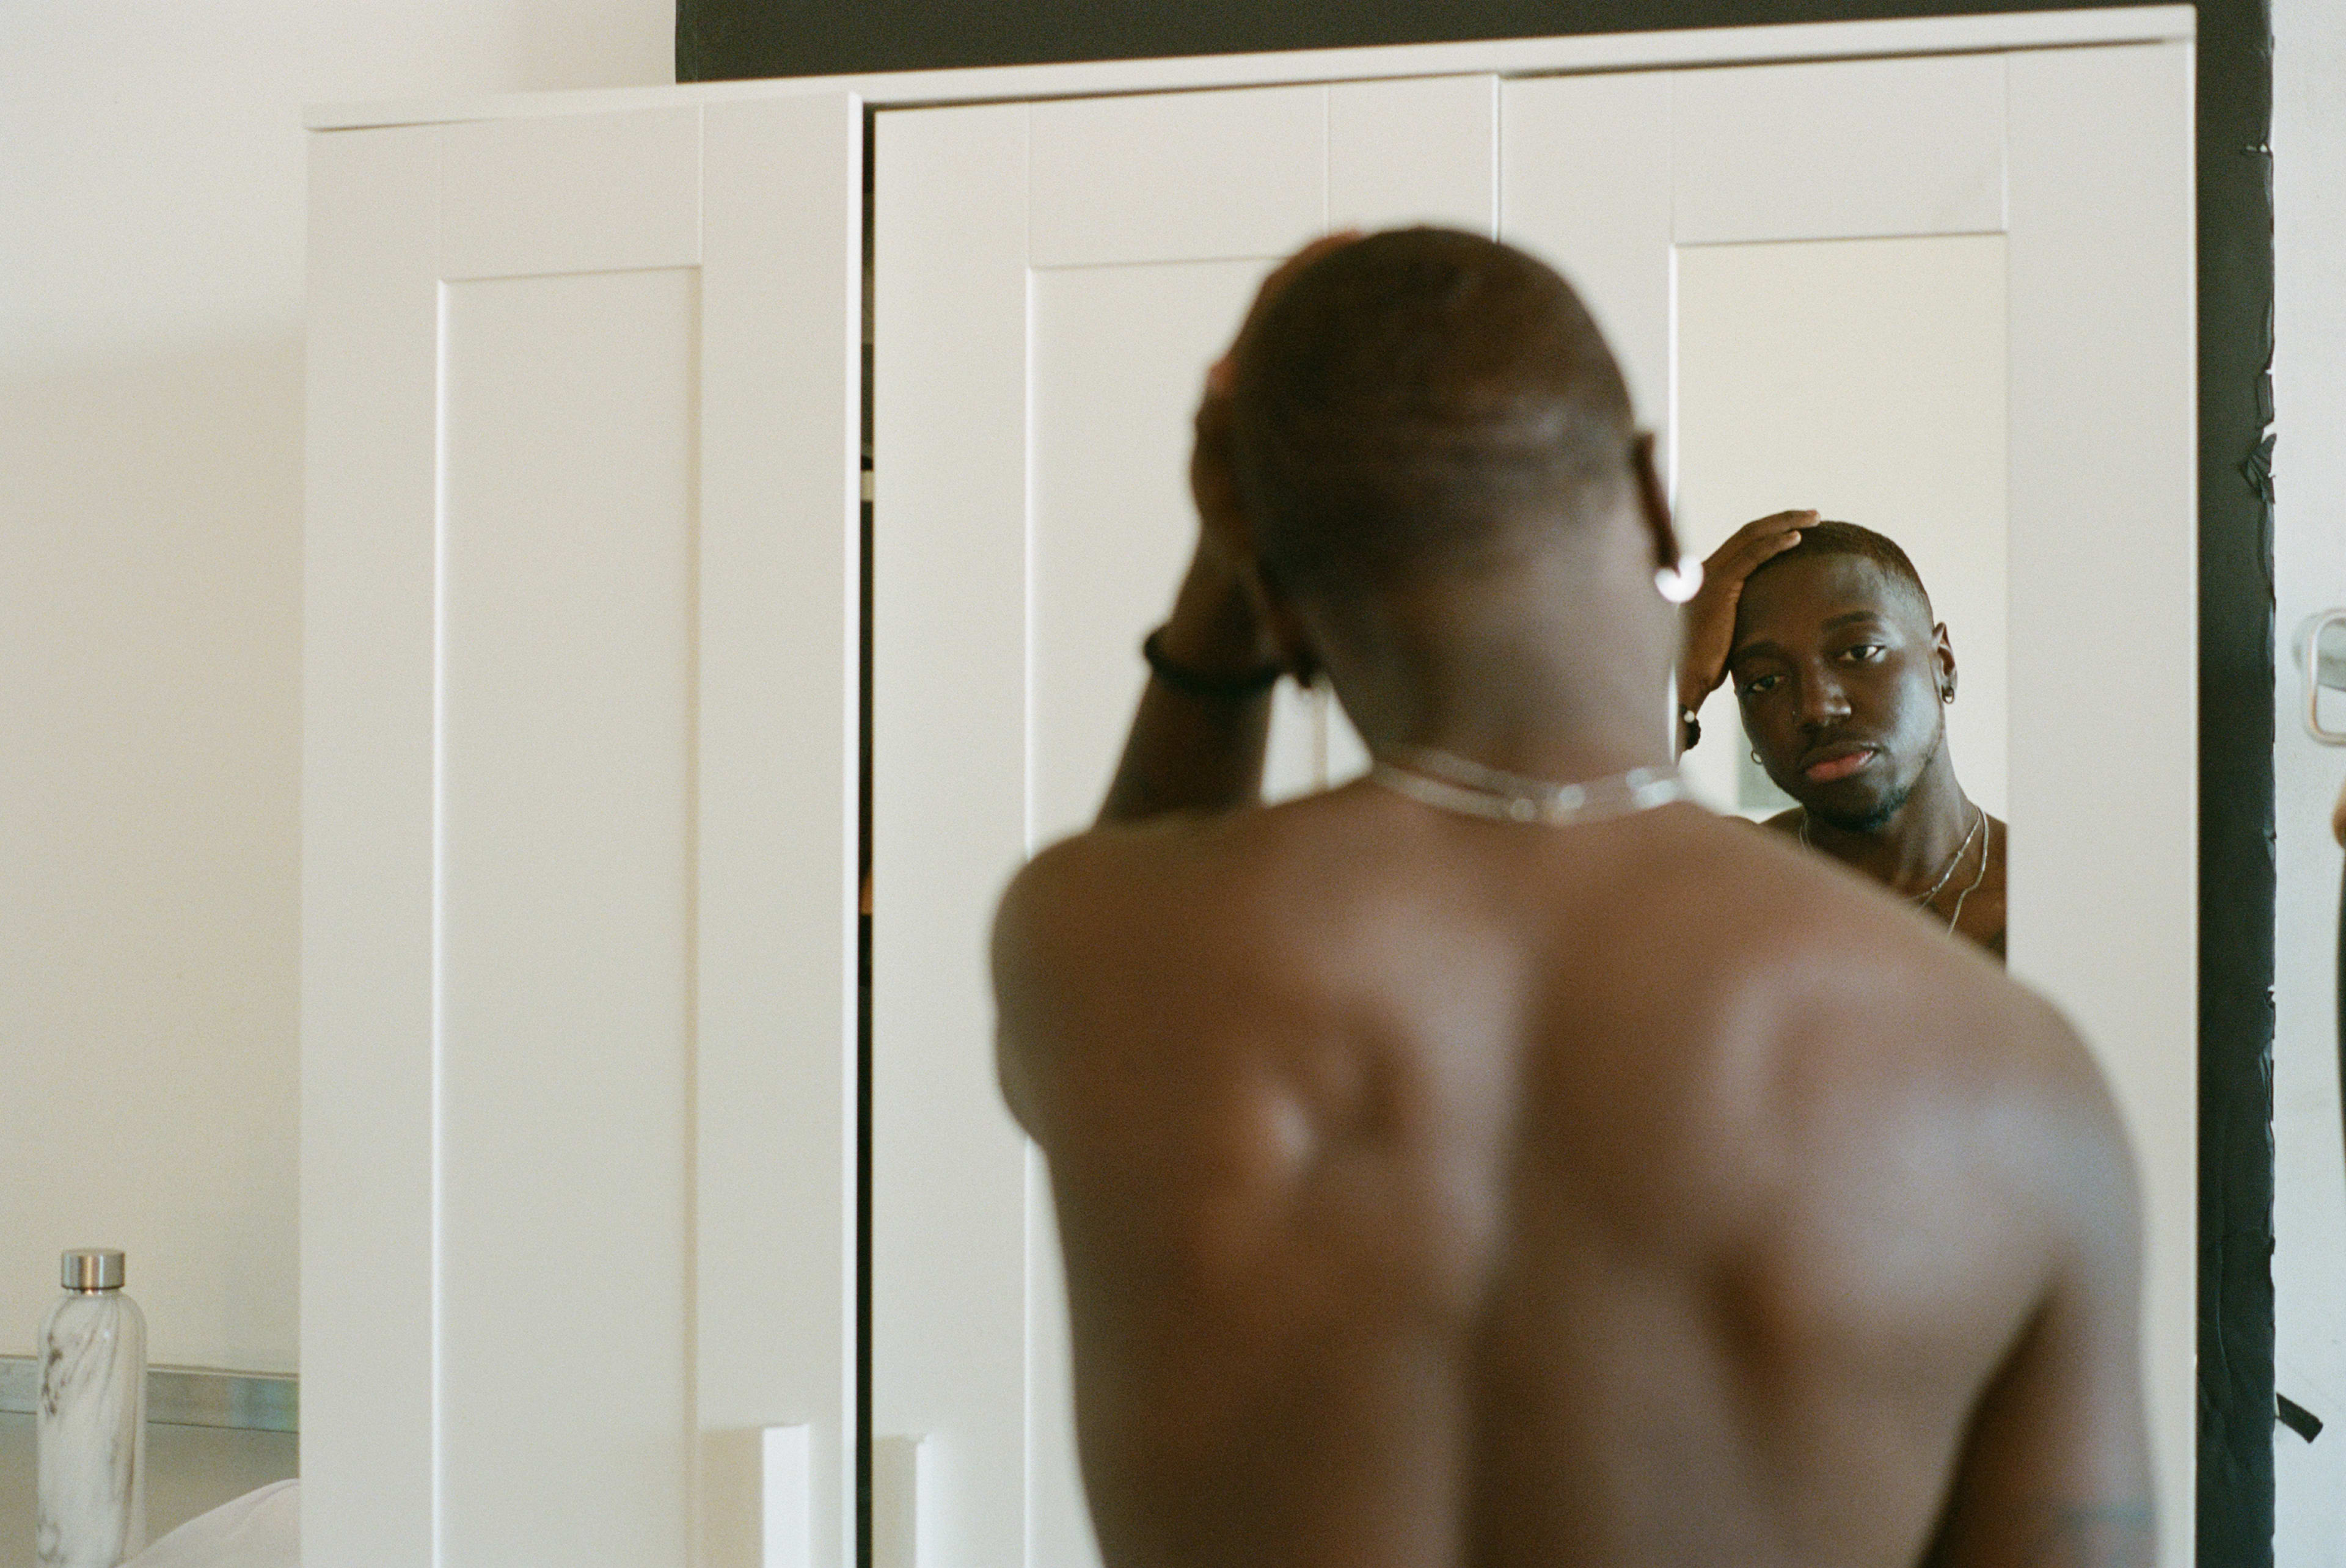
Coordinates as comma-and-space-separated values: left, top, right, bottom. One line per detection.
1800, 720, 1948, 836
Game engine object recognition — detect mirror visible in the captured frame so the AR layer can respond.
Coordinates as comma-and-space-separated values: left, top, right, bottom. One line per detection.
1674, 233, 2010, 828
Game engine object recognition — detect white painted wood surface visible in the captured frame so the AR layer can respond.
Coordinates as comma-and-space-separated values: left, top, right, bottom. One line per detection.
304, 96, 861, 1566
870, 1435, 932, 1568
2003, 44, 2198, 1561
1670, 53, 2008, 244
872, 98, 1037, 1568
1497, 72, 1675, 476
436, 261, 700, 1564
304, 122, 443, 1567
1328, 75, 1499, 236
759, 1425, 811, 1568
1031, 87, 1326, 268
439, 109, 703, 280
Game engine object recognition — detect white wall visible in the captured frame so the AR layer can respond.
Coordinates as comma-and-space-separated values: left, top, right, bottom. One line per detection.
2271, 0, 2346, 1557
0, 1, 673, 1373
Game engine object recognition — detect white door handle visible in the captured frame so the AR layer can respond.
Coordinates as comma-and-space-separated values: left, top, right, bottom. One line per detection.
760, 1426, 811, 1568
872, 1435, 930, 1568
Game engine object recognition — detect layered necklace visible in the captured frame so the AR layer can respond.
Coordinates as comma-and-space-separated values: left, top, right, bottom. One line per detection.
1801, 803, 1989, 933
1369, 746, 1687, 826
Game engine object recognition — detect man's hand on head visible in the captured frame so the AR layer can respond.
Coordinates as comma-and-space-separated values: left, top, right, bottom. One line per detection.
1171, 232, 1362, 682
1097, 233, 1361, 828
1678, 510, 1816, 712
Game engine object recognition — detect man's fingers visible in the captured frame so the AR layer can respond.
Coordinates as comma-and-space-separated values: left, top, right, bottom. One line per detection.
1708, 510, 1815, 576
1742, 525, 1807, 568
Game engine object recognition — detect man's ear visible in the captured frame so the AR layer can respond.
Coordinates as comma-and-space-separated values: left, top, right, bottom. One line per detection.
1630, 432, 1684, 574
1934, 623, 1958, 701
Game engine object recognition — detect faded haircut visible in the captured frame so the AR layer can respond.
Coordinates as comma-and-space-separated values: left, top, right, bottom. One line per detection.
1227, 228, 1634, 596
1746, 520, 1936, 622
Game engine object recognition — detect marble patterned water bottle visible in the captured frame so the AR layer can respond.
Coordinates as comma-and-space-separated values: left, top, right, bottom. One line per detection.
36, 1249, 147, 1568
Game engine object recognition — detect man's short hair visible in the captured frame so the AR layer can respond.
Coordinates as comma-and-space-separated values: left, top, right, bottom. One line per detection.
1228, 228, 1633, 595
1746, 520, 1936, 622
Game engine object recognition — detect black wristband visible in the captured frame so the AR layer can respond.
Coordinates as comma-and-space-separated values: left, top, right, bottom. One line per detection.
1142, 627, 1283, 702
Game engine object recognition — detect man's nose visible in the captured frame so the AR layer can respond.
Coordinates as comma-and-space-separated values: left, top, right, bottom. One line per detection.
1796, 668, 1852, 729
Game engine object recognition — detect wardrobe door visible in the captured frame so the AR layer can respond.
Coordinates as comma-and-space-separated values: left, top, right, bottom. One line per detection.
878, 42, 2194, 1568
304, 95, 862, 1568
1504, 48, 2196, 1559
872, 78, 1497, 1568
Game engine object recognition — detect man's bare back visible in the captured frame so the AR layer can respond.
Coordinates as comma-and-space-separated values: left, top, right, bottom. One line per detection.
991, 230, 2149, 1568
998, 785, 2143, 1567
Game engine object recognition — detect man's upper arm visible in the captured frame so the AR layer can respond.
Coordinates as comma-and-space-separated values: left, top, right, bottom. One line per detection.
1929, 1029, 2153, 1567
993, 831, 1136, 1146
991, 843, 1075, 1143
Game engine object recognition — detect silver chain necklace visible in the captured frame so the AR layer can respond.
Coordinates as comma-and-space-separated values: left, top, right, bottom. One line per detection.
1802, 803, 1988, 932
1369, 746, 1687, 825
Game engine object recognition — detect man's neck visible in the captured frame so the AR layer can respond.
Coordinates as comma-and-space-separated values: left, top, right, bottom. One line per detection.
1800, 754, 1978, 895
1305, 551, 1679, 789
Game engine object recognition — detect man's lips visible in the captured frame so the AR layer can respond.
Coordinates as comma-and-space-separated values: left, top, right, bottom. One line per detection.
1799, 745, 1878, 784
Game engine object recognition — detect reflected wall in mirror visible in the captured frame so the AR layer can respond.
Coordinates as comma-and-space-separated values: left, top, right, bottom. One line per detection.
1674, 234, 2009, 828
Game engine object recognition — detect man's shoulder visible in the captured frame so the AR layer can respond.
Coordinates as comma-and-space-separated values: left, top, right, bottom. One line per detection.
1651, 821, 2083, 1094
992, 810, 1303, 1036
997, 811, 1268, 955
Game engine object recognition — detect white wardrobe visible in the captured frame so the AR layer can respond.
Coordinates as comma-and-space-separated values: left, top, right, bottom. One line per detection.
303, 9, 2198, 1566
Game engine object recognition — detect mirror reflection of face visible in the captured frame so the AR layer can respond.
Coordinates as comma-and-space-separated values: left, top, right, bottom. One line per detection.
1728, 554, 1954, 831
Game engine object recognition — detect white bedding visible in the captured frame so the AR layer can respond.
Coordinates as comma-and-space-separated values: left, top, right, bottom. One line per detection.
123, 1479, 297, 1568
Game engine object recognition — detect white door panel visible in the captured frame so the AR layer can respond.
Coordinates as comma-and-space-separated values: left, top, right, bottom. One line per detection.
1029, 87, 1327, 267
1498, 72, 1675, 452
872, 97, 1040, 1568
437, 267, 700, 1564
440, 108, 704, 279
304, 96, 862, 1567
1328, 75, 1499, 235
1670, 53, 2009, 243
304, 122, 441, 1566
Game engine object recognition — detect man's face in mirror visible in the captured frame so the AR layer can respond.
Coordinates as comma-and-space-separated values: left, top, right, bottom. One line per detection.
1728, 553, 1953, 832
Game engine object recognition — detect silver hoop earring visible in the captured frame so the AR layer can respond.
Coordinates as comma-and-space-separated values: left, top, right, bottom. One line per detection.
1940, 687, 1955, 705
1654, 558, 1705, 604
1750, 748, 1763, 765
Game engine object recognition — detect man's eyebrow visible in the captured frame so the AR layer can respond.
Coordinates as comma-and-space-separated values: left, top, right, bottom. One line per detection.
1819, 610, 1892, 629
1727, 638, 1790, 665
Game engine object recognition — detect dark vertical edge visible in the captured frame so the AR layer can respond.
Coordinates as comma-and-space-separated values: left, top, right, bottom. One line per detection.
2196, 0, 2279, 1560
857, 110, 878, 1568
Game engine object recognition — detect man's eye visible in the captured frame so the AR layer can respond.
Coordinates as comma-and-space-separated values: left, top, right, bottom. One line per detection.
1741, 673, 1781, 696
1840, 644, 1885, 662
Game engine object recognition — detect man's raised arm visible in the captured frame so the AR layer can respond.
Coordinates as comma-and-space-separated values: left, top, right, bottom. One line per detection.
1095, 541, 1281, 825
1097, 235, 1359, 827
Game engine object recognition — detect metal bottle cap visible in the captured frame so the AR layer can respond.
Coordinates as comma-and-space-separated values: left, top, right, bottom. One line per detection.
61, 1249, 125, 1292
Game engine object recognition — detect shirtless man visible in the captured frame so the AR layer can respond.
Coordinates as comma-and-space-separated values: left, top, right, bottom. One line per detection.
991, 229, 2148, 1567
1678, 518, 2008, 958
